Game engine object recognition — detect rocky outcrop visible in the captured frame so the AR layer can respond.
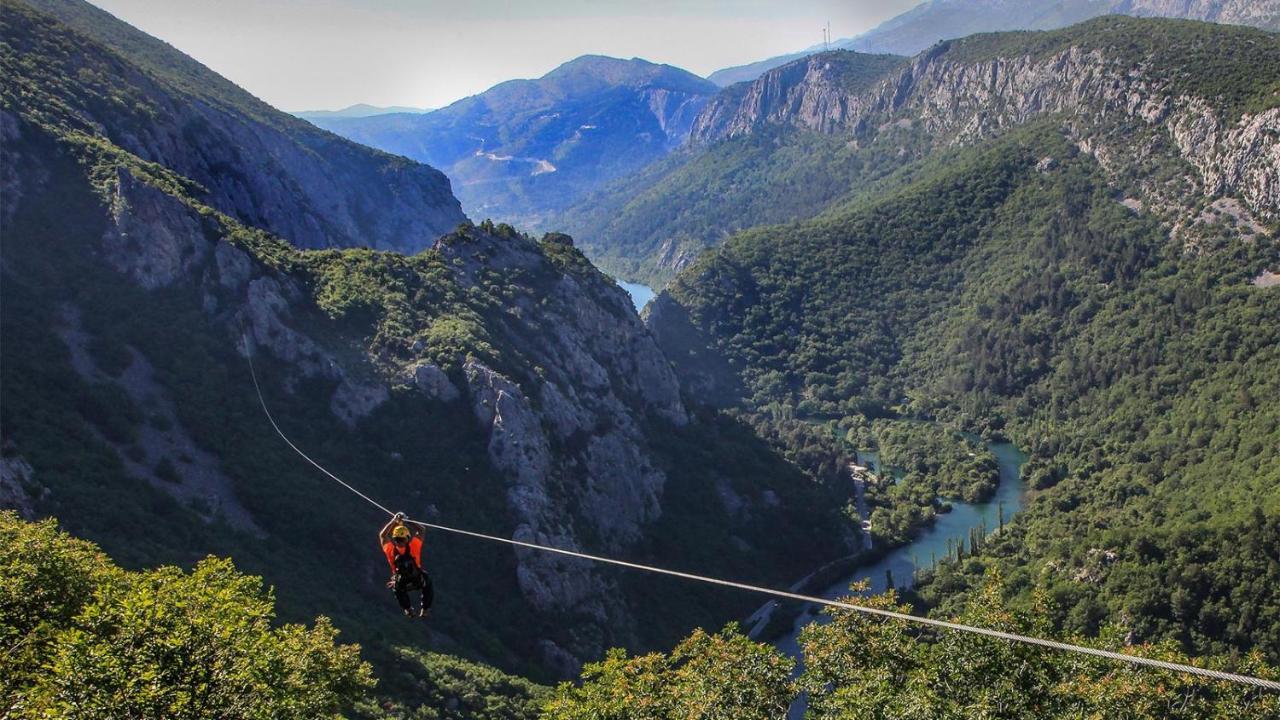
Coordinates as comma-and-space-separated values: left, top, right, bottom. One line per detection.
1167, 103, 1280, 215
643, 87, 712, 146
691, 18, 1280, 224
102, 168, 211, 290
11, 0, 466, 253
0, 454, 40, 519
429, 230, 690, 635
407, 362, 461, 402
691, 52, 902, 144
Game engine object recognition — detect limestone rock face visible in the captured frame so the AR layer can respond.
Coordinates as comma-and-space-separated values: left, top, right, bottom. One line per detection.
0, 455, 39, 520
1121, 0, 1280, 27
692, 28, 1280, 226
864, 44, 1280, 222
431, 231, 691, 642
408, 362, 461, 402
691, 53, 884, 143
102, 168, 210, 290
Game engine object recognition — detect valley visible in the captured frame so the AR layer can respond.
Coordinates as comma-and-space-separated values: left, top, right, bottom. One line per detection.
2, 0, 1279, 717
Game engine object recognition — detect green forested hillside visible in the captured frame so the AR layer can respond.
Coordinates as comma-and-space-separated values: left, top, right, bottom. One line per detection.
0, 0, 852, 706
558, 128, 920, 286
651, 121, 1280, 663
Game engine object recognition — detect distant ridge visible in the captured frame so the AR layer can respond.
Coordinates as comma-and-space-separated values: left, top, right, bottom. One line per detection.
707, 0, 1280, 86
294, 104, 433, 120
311, 54, 718, 226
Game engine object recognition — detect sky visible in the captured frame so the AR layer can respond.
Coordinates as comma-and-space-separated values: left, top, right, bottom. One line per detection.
89, 0, 921, 111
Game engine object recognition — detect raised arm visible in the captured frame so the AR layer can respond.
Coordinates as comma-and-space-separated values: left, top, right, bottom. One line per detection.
377, 513, 404, 545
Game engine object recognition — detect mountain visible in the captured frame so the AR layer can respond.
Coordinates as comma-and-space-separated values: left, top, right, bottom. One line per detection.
550, 50, 911, 285
293, 103, 434, 120
308, 55, 719, 227
7, 0, 465, 254
844, 0, 1280, 56
706, 50, 811, 87
1, 0, 850, 701
706, 0, 1280, 87
556, 16, 1279, 285
645, 16, 1280, 670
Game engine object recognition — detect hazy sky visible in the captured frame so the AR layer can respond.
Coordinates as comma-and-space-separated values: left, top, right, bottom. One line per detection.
90, 0, 921, 111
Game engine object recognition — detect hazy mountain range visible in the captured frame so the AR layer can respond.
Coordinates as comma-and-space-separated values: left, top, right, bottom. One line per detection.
306, 56, 717, 226
293, 103, 433, 120
708, 0, 1280, 86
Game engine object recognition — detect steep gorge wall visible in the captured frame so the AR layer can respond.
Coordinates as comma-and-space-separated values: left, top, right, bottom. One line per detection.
691, 19, 1280, 225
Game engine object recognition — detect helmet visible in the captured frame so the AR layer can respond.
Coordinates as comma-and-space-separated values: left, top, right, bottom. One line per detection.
391, 525, 411, 540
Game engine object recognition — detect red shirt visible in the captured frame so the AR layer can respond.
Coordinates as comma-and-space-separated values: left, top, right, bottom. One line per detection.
383, 537, 423, 573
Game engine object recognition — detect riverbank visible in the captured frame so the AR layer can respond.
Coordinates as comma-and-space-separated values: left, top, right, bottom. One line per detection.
753, 439, 1027, 658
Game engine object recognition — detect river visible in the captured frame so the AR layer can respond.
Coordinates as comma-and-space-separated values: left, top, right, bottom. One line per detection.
752, 439, 1028, 660
617, 279, 655, 311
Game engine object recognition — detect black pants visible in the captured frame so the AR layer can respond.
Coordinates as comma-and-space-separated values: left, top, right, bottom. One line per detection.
393, 570, 433, 612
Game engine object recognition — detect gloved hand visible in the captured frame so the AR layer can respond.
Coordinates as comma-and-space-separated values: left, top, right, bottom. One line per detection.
394, 511, 406, 521
386, 576, 397, 589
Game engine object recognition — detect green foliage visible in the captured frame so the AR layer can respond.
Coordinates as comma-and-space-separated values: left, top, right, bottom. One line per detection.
800, 577, 1280, 718
356, 648, 548, 720
1, 512, 374, 719
872, 421, 999, 502
556, 576, 1280, 719
946, 16, 1280, 117
545, 625, 794, 720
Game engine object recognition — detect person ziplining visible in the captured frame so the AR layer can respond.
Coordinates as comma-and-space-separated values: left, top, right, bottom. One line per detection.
379, 513, 433, 618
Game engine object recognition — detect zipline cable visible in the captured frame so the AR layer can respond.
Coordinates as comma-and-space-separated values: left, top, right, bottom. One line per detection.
245, 338, 394, 517
243, 340, 1280, 693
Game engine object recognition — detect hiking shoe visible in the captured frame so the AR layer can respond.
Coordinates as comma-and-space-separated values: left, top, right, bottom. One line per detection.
418, 607, 430, 619
403, 608, 414, 618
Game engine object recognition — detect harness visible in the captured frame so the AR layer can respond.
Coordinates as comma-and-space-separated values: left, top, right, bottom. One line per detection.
390, 542, 420, 580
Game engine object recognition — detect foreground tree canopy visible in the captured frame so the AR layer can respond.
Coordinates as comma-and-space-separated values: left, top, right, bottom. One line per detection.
549, 580, 1280, 719
0, 512, 374, 719
4, 513, 1279, 718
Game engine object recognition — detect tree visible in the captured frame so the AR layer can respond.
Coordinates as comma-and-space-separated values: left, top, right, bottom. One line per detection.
545, 624, 793, 720
0, 513, 373, 719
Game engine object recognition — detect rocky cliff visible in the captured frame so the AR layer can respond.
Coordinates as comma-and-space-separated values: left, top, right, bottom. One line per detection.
692, 17, 1280, 227
690, 52, 905, 143
10, 0, 465, 253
